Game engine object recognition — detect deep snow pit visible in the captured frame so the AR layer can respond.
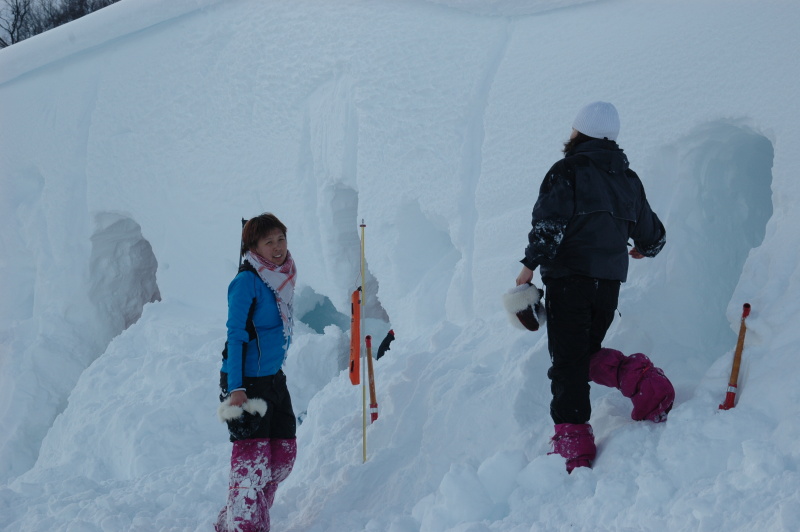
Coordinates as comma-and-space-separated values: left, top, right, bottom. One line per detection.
89, 212, 161, 337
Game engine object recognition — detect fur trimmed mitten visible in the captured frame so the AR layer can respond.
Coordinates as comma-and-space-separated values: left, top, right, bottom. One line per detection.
503, 282, 546, 331
218, 397, 268, 422
218, 397, 269, 441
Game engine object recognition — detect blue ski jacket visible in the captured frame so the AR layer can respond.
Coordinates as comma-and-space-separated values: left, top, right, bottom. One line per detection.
221, 262, 290, 392
522, 139, 666, 282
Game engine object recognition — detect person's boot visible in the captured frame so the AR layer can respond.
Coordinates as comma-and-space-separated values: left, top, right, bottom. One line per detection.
550, 423, 596, 473
589, 348, 675, 423
216, 439, 272, 532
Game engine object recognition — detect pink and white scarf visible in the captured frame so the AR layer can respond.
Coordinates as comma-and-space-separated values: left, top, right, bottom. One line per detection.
245, 250, 296, 343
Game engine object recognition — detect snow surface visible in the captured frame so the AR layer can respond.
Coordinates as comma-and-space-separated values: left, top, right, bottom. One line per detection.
1, 0, 799, 530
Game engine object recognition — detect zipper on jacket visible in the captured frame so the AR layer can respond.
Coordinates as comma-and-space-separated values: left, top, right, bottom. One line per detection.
251, 275, 263, 374
255, 330, 262, 374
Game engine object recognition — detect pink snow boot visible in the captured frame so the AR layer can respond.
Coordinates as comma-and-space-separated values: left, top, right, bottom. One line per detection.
550, 423, 596, 473
589, 348, 675, 423
263, 438, 297, 510
216, 439, 272, 532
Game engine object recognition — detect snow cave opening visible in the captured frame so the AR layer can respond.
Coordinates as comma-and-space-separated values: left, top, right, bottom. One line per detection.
295, 285, 349, 334
644, 121, 773, 356
88, 213, 161, 339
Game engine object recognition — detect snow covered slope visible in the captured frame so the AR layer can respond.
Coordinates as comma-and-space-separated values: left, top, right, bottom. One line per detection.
1, 0, 799, 530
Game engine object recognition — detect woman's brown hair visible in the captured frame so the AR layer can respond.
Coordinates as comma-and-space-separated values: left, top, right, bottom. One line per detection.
241, 213, 287, 257
563, 131, 594, 155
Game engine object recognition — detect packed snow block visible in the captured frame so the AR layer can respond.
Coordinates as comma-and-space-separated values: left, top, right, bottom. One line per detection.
589, 348, 674, 423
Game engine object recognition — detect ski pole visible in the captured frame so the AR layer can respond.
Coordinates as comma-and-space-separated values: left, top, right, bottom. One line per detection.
719, 303, 751, 410
366, 335, 378, 423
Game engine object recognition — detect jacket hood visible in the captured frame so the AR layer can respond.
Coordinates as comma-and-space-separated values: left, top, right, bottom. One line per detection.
568, 139, 629, 175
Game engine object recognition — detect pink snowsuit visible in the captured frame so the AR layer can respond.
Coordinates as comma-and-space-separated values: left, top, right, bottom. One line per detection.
549, 348, 674, 473
216, 438, 297, 532
589, 347, 675, 423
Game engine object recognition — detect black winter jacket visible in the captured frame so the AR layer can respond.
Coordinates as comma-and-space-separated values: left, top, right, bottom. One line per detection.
522, 139, 665, 282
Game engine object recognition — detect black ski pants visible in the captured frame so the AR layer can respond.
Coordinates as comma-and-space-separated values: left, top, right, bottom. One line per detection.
544, 275, 620, 425
220, 370, 297, 442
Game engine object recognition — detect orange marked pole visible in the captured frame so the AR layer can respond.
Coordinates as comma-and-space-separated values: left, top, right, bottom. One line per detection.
719, 303, 751, 410
366, 335, 378, 423
349, 289, 361, 385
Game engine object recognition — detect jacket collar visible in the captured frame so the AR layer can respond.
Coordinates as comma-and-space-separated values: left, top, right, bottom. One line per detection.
567, 139, 629, 173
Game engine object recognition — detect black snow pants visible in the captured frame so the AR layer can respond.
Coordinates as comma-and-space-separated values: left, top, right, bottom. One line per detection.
544, 275, 620, 425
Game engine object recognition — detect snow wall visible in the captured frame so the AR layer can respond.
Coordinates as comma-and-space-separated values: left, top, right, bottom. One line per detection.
1, 0, 800, 529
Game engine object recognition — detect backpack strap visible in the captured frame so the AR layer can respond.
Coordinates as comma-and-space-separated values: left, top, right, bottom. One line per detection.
239, 260, 258, 341
238, 259, 257, 275
221, 261, 259, 362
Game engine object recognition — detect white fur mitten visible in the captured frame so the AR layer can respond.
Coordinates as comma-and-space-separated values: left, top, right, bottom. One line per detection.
502, 282, 546, 331
217, 396, 268, 423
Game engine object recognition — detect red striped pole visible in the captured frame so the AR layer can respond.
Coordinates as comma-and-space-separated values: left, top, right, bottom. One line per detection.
719, 303, 751, 410
366, 335, 378, 423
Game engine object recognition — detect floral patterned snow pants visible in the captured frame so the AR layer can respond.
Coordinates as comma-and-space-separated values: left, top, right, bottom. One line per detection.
215, 438, 297, 532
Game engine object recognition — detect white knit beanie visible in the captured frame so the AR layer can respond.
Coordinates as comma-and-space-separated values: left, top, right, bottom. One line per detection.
572, 101, 620, 141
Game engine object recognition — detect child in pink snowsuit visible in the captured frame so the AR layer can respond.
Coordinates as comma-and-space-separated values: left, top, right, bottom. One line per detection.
216, 213, 298, 531
516, 102, 674, 473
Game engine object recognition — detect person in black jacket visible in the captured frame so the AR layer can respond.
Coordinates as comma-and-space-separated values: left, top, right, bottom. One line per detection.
516, 102, 672, 473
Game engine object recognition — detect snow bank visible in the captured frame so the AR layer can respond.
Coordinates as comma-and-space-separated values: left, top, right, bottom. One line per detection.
1, 0, 800, 530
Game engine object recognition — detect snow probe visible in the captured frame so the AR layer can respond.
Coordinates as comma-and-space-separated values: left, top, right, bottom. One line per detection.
366, 335, 378, 423
349, 288, 361, 385
719, 303, 751, 410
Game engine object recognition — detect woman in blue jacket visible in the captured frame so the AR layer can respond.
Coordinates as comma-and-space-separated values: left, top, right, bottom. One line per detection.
216, 213, 297, 532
